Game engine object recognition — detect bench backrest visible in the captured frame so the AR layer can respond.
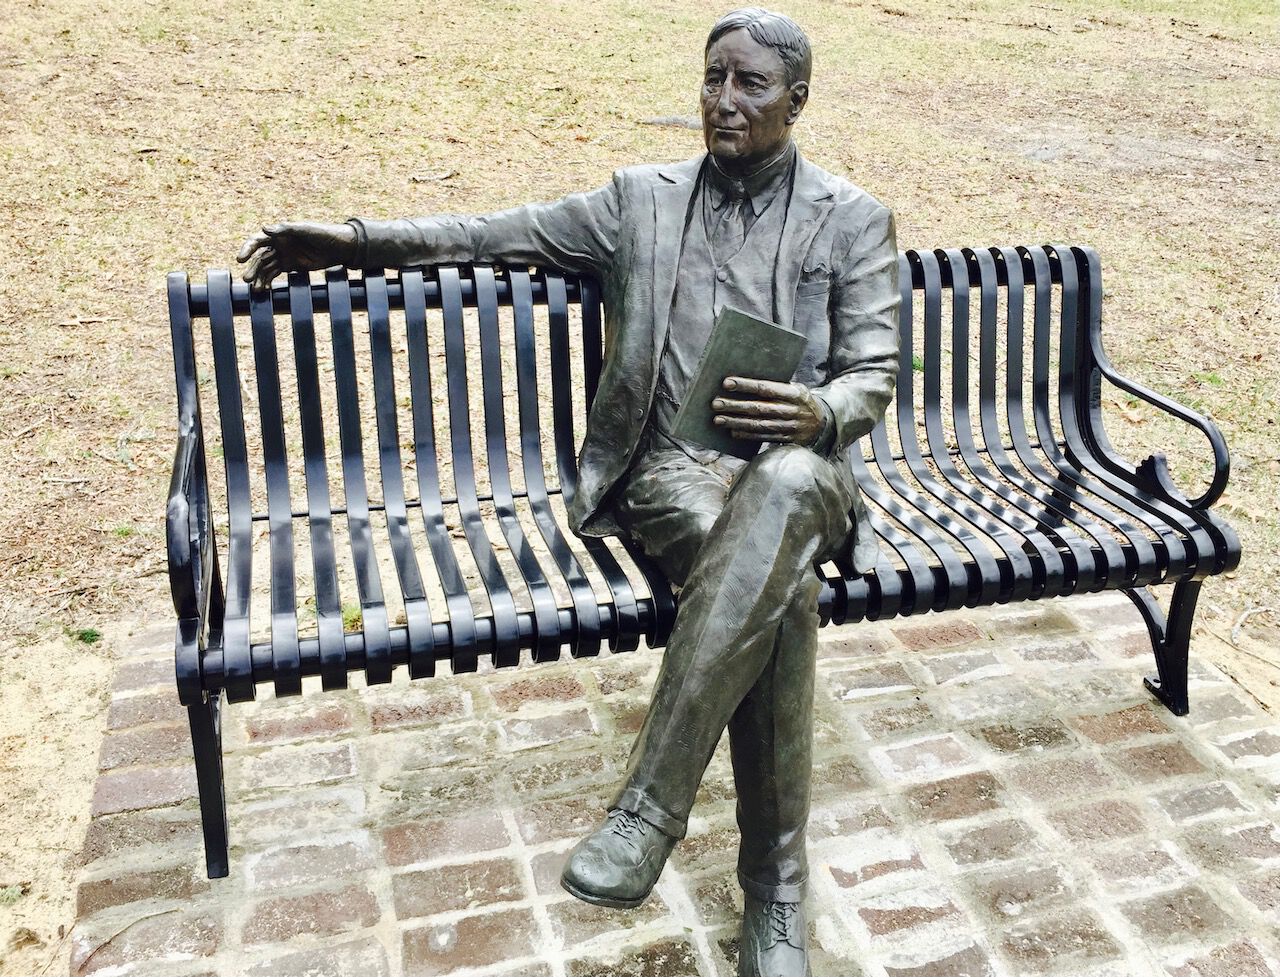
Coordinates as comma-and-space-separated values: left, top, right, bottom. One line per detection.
168, 247, 1122, 695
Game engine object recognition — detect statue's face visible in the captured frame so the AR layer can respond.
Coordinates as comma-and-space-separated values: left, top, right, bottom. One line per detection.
702, 28, 808, 171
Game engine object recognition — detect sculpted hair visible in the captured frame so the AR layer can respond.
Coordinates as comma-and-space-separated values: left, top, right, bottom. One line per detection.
706, 8, 812, 86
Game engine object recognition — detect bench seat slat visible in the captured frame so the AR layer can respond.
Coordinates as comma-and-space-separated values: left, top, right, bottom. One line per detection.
364, 271, 436, 678
938, 248, 1068, 598
915, 250, 1039, 601
248, 288, 302, 696
993, 247, 1138, 586
974, 248, 1103, 593
208, 271, 255, 703
403, 269, 475, 675
439, 266, 523, 669
509, 269, 607, 660
474, 265, 567, 662
287, 272, 349, 689
327, 271, 393, 685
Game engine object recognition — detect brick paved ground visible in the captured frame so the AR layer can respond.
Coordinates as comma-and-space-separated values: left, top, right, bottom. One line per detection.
72, 593, 1280, 976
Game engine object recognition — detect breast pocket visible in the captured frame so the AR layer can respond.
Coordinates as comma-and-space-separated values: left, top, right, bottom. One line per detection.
792, 278, 833, 383
795, 276, 831, 300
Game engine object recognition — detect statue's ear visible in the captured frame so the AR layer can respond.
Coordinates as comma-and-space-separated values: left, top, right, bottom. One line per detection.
786, 81, 809, 125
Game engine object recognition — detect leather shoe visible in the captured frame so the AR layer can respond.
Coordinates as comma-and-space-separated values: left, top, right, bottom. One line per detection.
560, 808, 677, 909
738, 894, 810, 977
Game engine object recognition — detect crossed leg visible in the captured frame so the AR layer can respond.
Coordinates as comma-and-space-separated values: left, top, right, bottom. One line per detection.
613, 442, 853, 899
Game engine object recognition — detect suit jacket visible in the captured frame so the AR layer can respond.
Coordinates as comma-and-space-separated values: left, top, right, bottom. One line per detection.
350, 152, 900, 572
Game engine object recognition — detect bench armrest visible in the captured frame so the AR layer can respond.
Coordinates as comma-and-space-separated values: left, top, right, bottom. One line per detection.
167, 421, 213, 622
1087, 333, 1230, 510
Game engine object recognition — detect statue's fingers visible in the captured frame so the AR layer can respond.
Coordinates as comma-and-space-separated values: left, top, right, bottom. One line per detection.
722, 376, 802, 401
712, 397, 800, 419
251, 258, 281, 291
237, 232, 272, 263
730, 429, 803, 441
715, 416, 800, 436
240, 247, 273, 284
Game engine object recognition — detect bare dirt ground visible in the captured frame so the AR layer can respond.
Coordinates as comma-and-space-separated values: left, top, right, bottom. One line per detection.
0, 0, 1276, 972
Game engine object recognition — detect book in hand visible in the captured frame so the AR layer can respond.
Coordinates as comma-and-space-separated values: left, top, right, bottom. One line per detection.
671, 305, 809, 461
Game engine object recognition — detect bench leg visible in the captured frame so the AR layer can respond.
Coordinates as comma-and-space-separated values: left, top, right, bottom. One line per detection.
1123, 579, 1201, 717
188, 692, 230, 878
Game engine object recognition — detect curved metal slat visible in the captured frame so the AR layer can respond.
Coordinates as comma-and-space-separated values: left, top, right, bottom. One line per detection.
937, 248, 1066, 598
1062, 246, 1234, 574
579, 276, 646, 652
288, 271, 348, 689
437, 266, 522, 668
326, 271, 392, 684
911, 249, 1029, 604
508, 269, 602, 660
879, 254, 997, 607
206, 271, 255, 702
473, 266, 562, 662
402, 269, 477, 674
981, 247, 1116, 593
849, 441, 931, 616
169, 272, 211, 706
248, 286, 302, 696
365, 271, 436, 679
1039, 246, 1198, 579
541, 270, 616, 658
1018, 247, 1167, 583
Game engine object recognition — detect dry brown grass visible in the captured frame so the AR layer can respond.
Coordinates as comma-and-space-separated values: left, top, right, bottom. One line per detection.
0, 0, 1276, 970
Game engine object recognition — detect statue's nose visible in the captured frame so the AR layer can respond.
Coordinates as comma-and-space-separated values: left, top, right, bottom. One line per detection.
716, 83, 738, 116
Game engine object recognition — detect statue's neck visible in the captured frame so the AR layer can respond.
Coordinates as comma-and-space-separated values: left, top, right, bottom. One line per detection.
710, 139, 794, 182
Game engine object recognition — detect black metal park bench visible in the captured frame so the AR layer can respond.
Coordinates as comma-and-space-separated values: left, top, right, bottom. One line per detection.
166, 245, 1239, 878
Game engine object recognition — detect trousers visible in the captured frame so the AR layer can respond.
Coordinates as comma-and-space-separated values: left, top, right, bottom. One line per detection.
611, 441, 856, 901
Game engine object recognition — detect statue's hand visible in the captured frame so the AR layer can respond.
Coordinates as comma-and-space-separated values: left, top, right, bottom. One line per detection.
236, 222, 359, 291
712, 377, 825, 446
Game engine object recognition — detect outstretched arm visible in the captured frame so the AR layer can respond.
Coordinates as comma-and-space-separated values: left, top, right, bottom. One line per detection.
348, 177, 621, 277
238, 175, 623, 290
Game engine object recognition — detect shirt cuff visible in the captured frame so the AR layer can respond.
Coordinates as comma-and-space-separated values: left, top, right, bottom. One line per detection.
345, 218, 370, 268
810, 394, 837, 456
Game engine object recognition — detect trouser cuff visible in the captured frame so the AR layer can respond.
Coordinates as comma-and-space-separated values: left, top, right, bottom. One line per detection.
739, 870, 806, 903
612, 787, 687, 839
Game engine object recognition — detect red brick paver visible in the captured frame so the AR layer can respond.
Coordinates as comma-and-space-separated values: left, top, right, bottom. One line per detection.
72, 594, 1280, 976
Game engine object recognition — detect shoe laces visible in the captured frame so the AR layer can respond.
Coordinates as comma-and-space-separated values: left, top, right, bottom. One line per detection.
606, 809, 649, 843
766, 901, 802, 948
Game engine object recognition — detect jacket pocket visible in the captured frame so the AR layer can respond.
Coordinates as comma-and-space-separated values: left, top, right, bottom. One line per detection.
795, 277, 831, 299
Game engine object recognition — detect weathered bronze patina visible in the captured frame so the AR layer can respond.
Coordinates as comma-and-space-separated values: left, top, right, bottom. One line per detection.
239, 10, 899, 974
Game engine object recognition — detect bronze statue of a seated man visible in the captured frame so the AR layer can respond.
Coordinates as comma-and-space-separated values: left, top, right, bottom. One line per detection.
239, 9, 899, 974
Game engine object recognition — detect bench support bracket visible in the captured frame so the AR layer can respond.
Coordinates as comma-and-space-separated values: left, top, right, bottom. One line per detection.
189, 692, 229, 878
1124, 578, 1202, 717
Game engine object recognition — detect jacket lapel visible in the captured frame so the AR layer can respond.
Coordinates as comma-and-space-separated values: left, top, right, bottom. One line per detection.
773, 154, 836, 329
650, 160, 700, 375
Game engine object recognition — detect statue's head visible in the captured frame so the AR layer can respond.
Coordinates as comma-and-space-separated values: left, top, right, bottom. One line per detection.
702, 8, 811, 174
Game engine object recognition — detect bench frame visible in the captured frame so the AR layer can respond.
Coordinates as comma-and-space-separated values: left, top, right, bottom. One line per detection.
167, 245, 1239, 878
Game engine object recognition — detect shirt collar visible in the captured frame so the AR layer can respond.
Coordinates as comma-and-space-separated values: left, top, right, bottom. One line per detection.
706, 142, 796, 217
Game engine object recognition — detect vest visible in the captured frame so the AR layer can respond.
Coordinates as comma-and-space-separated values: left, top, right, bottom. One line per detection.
649, 171, 791, 462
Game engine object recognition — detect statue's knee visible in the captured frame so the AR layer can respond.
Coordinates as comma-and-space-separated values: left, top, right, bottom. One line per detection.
747, 444, 825, 499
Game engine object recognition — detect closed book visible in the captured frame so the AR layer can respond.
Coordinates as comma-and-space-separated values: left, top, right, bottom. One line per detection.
671, 305, 808, 461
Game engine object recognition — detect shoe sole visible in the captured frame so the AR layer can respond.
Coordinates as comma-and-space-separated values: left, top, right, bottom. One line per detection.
560, 875, 650, 910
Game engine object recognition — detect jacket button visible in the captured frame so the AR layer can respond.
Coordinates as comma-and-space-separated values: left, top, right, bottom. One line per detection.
634, 408, 644, 418
716, 269, 728, 283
